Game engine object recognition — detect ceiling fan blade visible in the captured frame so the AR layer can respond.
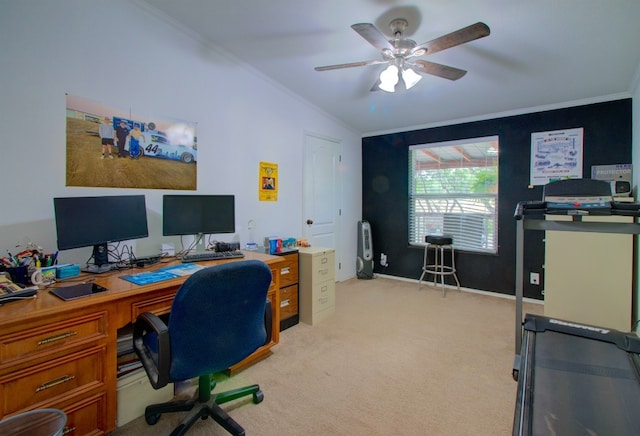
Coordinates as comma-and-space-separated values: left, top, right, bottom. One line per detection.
315, 60, 386, 71
412, 60, 467, 80
411, 22, 490, 56
351, 23, 395, 52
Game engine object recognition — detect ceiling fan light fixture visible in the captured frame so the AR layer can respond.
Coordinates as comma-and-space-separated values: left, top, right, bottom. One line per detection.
315, 20, 490, 92
402, 67, 422, 89
379, 64, 399, 92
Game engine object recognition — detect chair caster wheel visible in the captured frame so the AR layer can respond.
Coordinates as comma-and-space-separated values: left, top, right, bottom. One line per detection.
145, 412, 161, 425
253, 390, 264, 404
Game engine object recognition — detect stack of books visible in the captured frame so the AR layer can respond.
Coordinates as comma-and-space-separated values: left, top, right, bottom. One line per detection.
117, 331, 143, 378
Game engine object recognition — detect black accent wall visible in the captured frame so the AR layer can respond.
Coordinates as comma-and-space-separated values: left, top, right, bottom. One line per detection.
362, 99, 632, 298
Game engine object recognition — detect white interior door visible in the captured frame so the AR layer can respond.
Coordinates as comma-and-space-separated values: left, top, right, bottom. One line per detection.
303, 133, 341, 276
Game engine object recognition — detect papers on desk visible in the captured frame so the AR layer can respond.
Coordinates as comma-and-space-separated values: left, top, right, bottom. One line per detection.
119, 262, 205, 286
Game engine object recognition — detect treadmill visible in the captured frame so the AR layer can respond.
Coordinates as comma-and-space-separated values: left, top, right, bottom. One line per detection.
512, 179, 640, 435
514, 313, 640, 435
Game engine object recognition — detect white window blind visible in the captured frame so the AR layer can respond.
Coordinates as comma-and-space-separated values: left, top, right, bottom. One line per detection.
409, 136, 499, 253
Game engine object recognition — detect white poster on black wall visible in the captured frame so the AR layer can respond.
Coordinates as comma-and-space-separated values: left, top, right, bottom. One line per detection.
530, 127, 583, 185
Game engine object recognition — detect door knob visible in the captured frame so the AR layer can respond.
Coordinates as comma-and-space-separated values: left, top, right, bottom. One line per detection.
306, 219, 313, 225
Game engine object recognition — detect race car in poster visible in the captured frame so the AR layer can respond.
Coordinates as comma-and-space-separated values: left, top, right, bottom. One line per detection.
112, 116, 197, 163
141, 130, 197, 163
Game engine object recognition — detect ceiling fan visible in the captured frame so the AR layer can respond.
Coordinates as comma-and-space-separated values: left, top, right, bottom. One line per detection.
314, 18, 490, 92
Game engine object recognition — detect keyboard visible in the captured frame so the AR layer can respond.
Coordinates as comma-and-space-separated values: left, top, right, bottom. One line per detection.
181, 250, 245, 262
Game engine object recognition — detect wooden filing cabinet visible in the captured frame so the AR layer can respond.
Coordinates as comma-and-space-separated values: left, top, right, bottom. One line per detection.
299, 247, 335, 325
276, 250, 299, 331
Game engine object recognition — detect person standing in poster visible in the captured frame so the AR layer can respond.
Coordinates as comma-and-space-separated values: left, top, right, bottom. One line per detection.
114, 119, 129, 158
127, 124, 145, 159
98, 117, 115, 159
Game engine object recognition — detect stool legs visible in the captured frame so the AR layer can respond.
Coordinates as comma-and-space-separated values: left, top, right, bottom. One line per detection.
419, 243, 460, 297
448, 246, 461, 292
418, 244, 430, 284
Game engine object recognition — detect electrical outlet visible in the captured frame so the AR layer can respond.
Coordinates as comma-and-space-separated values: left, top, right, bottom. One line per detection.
380, 253, 388, 267
530, 272, 540, 285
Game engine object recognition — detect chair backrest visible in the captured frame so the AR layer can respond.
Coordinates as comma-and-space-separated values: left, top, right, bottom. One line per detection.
167, 259, 272, 380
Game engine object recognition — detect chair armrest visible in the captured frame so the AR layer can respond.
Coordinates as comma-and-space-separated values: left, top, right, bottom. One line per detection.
133, 312, 171, 389
264, 298, 272, 345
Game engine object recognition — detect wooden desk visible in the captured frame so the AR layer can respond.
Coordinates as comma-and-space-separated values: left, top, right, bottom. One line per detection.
0, 251, 284, 435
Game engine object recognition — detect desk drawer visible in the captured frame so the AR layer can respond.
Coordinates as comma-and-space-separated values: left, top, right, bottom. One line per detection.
0, 312, 108, 366
269, 267, 279, 293
56, 391, 108, 436
0, 346, 106, 415
131, 294, 175, 321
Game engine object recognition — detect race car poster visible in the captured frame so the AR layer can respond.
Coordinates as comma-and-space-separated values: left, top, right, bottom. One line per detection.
259, 161, 278, 201
530, 127, 583, 185
65, 94, 197, 190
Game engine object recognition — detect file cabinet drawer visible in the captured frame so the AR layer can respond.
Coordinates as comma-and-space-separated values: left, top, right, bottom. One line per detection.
279, 253, 299, 288
0, 346, 106, 415
310, 251, 335, 286
310, 281, 335, 313
280, 284, 299, 320
0, 312, 108, 366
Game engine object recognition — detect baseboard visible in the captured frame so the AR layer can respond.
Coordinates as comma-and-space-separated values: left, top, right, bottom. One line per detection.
373, 273, 543, 305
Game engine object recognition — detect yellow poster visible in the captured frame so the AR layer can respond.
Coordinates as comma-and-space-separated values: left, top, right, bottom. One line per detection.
259, 161, 278, 201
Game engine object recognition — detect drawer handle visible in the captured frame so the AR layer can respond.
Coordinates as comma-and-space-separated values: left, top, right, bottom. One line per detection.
321, 286, 327, 293
36, 375, 75, 392
319, 269, 328, 275
62, 426, 76, 435
321, 258, 328, 264
38, 331, 77, 346
281, 267, 290, 275
319, 296, 329, 303
280, 299, 290, 307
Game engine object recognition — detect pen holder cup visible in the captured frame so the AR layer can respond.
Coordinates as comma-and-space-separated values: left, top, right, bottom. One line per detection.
8, 266, 30, 286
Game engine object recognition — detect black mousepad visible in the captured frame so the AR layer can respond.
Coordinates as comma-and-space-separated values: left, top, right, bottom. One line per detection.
50, 283, 108, 301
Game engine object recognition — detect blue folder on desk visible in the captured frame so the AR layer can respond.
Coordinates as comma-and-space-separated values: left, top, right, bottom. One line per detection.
120, 263, 205, 286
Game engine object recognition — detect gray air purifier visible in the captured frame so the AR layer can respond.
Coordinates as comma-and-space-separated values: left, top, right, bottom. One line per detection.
356, 220, 374, 279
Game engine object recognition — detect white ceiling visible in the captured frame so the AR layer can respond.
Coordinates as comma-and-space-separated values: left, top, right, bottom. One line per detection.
139, 0, 640, 135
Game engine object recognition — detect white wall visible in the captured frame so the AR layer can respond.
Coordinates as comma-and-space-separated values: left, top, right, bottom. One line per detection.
0, 0, 361, 281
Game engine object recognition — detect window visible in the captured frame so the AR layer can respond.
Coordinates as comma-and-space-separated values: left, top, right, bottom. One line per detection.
409, 136, 499, 253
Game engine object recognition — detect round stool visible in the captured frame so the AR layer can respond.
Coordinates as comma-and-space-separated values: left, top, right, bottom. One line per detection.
0, 408, 66, 436
419, 235, 461, 296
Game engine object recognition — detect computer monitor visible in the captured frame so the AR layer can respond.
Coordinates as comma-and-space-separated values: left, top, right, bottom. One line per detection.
162, 195, 235, 252
53, 195, 149, 270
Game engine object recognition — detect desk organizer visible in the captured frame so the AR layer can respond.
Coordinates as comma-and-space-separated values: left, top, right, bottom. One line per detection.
55, 264, 81, 279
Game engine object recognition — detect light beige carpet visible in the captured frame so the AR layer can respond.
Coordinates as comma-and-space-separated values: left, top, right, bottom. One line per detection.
113, 277, 543, 435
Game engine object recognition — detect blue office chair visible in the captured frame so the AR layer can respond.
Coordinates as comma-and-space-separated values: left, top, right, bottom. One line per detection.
133, 260, 273, 436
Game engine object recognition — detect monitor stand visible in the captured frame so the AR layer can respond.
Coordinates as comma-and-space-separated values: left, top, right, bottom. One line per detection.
82, 264, 114, 274
81, 243, 114, 274
192, 233, 207, 254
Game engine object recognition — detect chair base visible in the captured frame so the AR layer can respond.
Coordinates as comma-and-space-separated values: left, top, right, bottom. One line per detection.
144, 376, 263, 436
